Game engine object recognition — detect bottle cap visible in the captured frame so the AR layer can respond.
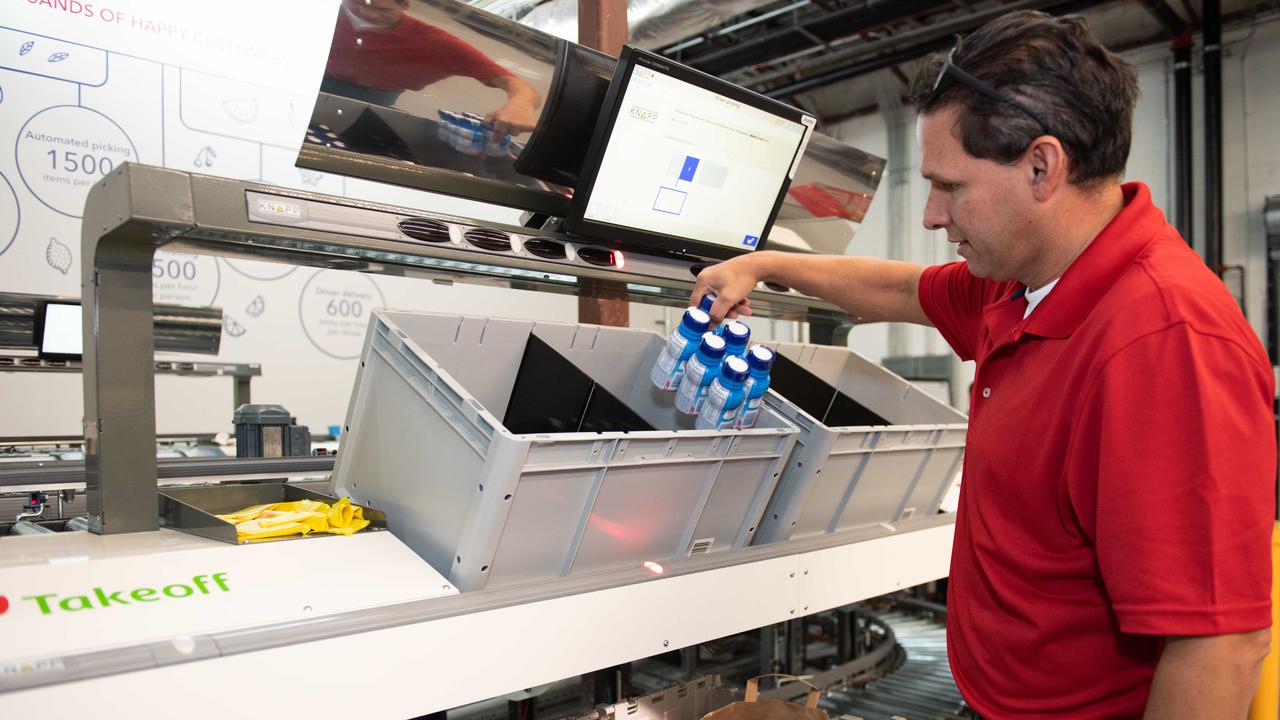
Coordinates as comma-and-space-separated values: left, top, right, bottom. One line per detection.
746, 345, 776, 372
720, 355, 750, 383
698, 293, 716, 312
697, 332, 727, 360
722, 321, 751, 349
681, 307, 711, 334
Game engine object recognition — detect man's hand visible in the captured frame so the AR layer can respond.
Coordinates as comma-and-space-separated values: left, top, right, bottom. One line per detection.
690, 253, 763, 324
1143, 629, 1272, 719
485, 97, 539, 136
487, 75, 542, 136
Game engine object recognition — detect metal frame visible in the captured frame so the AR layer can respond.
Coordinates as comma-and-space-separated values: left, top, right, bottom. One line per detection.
79, 163, 853, 534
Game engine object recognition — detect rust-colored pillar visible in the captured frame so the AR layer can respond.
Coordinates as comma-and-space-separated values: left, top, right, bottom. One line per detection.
577, 0, 630, 327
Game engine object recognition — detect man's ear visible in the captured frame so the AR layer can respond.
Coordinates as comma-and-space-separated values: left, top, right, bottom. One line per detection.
1027, 136, 1067, 201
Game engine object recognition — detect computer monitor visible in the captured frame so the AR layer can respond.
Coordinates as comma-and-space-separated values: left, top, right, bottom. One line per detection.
564, 46, 816, 261
34, 300, 82, 360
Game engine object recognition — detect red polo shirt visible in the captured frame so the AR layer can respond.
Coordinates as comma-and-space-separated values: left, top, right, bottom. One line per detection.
324, 11, 513, 92
919, 182, 1275, 718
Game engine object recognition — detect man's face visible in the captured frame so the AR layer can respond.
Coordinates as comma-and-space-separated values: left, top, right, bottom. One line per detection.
344, 0, 406, 27
918, 105, 1040, 282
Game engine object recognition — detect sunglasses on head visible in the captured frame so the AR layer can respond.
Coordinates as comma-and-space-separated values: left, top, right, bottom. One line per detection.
931, 46, 1055, 139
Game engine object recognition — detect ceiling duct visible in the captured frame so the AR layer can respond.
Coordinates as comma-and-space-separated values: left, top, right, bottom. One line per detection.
515, 0, 775, 50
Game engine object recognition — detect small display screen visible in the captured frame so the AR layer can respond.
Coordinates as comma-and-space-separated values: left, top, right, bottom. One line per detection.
39, 302, 82, 359
568, 48, 814, 261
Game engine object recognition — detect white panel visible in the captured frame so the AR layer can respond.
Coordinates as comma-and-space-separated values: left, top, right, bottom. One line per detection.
4, 524, 953, 717
0, 0, 575, 439
0, 530, 455, 665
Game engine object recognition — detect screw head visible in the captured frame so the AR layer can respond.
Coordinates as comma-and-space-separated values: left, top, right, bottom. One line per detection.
663, 640, 670, 647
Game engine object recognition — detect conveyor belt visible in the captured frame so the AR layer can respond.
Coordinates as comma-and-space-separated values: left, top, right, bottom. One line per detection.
822, 610, 964, 720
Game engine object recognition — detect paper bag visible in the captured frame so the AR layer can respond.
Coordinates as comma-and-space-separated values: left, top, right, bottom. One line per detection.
702, 675, 828, 720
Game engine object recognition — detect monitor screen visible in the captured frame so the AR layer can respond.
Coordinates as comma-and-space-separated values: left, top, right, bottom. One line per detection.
36, 301, 83, 360
566, 47, 815, 261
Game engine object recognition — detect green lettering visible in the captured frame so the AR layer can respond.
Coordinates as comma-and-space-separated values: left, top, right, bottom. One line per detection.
162, 584, 193, 598
22, 593, 57, 614
93, 587, 130, 608
59, 595, 93, 612
22, 571, 230, 616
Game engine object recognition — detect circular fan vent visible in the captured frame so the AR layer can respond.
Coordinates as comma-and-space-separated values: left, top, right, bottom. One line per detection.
575, 246, 615, 267
463, 228, 514, 252
398, 218, 451, 243
522, 238, 567, 260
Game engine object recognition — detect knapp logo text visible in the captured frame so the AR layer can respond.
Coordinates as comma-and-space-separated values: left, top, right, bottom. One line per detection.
19, 573, 231, 615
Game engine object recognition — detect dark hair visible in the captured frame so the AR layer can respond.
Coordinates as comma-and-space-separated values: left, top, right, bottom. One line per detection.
909, 11, 1139, 186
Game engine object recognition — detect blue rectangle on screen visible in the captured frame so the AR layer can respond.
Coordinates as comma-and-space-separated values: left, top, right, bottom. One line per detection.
742, 235, 759, 247
680, 156, 700, 182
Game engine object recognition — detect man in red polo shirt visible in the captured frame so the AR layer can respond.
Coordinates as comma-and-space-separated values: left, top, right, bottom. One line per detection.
693, 11, 1274, 719
321, 0, 542, 134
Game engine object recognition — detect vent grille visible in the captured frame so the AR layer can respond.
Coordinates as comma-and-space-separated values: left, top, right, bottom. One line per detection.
688, 538, 714, 556
398, 218, 451, 243
576, 246, 614, 267
463, 228, 514, 252
522, 238, 567, 260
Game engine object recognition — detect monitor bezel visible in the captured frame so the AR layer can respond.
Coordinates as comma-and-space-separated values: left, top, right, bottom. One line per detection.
563, 46, 814, 262
33, 300, 83, 361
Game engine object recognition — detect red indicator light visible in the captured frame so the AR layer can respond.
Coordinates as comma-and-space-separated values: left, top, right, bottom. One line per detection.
612, 250, 625, 270
643, 561, 664, 575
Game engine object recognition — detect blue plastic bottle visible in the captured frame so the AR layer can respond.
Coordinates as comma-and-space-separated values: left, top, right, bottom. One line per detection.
696, 355, 750, 430
718, 320, 751, 358
735, 345, 776, 429
675, 332, 727, 415
650, 307, 711, 390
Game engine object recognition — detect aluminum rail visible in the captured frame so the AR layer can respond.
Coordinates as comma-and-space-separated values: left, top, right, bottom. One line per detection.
79, 163, 853, 534
0, 456, 335, 489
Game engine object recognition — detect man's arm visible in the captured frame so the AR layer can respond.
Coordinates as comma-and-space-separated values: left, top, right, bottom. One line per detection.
690, 250, 931, 326
1143, 629, 1272, 719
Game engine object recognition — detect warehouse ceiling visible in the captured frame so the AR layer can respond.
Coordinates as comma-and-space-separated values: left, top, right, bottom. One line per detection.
466, 0, 1279, 128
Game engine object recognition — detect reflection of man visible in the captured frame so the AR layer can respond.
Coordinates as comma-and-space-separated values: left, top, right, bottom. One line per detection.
321, 0, 541, 134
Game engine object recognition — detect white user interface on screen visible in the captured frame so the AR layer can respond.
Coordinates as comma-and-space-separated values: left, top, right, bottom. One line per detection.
41, 303, 83, 356
583, 63, 810, 252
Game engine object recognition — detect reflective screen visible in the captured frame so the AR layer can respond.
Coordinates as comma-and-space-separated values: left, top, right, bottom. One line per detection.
581, 62, 810, 253
307, 0, 568, 197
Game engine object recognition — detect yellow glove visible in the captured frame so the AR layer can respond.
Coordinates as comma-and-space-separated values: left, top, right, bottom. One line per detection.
216, 496, 371, 542
325, 497, 370, 536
